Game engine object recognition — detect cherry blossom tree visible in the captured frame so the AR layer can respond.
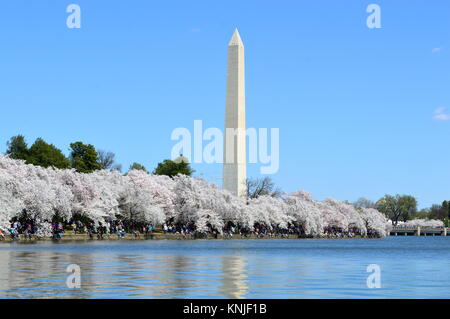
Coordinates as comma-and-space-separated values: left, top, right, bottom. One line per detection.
283, 191, 323, 236
249, 195, 289, 229
403, 219, 444, 228
172, 175, 225, 233
324, 198, 367, 235
0, 155, 391, 238
359, 207, 390, 237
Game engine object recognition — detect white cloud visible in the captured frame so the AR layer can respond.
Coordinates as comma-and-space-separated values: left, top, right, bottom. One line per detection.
434, 106, 446, 114
434, 114, 450, 121
433, 107, 450, 121
432, 47, 442, 53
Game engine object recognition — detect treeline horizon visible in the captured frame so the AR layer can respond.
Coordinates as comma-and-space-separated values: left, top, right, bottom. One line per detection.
4, 134, 194, 177
3, 134, 450, 226
354, 196, 450, 227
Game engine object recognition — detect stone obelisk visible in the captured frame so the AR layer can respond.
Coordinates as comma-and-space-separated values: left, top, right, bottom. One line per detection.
223, 29, 247, 197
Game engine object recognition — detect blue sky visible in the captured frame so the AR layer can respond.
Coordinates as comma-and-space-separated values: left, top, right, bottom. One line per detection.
0, 0, 449, 208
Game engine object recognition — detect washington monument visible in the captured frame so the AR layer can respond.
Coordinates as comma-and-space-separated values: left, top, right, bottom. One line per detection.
223, 29, 247, 197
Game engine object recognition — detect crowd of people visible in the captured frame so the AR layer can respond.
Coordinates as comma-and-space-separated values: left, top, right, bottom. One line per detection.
4, 220, 37, 240
0, 218, 381, 241
0, 156, 391, 239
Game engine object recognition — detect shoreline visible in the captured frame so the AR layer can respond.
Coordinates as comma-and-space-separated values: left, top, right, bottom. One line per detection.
0, 233, 377, 243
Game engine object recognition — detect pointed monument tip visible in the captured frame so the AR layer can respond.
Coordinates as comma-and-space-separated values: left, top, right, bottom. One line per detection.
229, 28, 244, 47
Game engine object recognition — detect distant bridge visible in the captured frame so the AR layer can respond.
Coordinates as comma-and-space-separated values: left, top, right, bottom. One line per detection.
390, 226, 449, 237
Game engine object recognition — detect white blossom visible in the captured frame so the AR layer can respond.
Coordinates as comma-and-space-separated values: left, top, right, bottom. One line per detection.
0, 155, 391, 238
403, 219, 444, 228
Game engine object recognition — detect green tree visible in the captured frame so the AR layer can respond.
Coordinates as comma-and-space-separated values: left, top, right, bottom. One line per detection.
69, 141, 101, 173
6, 135, 29, 160
399, 195, 418, 222
376, 194, 418, 225
415, 209, 430, 219
153, 156, 194, 177
429, 203, 449, 221
28, 138, 70, 169
129, 162, 148, 173
442, 200, 450, 219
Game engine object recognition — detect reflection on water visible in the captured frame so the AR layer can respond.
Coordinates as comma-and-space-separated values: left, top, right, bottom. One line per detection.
0, 250, 97, 298
0, 237, 450, 298
220, 255, 248, 299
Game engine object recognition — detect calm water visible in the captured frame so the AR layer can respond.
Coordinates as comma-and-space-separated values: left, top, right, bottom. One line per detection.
0, 237, 449, 299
